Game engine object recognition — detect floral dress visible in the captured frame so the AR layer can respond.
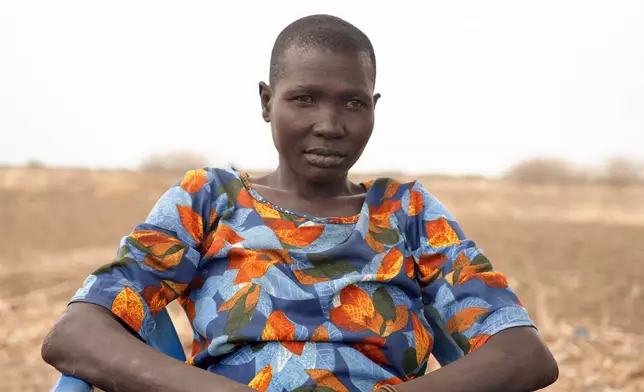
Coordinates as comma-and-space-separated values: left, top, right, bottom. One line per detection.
71, 167, 534, 392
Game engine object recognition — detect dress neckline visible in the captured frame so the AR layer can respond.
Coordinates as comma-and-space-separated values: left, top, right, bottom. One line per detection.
237, 170, 371, 225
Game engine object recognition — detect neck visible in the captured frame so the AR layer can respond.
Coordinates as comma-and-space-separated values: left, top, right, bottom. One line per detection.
267, 163, 354, 201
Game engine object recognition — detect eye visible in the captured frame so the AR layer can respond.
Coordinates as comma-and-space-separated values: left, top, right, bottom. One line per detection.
294, 95, 315, 104
345, 99, 366, 108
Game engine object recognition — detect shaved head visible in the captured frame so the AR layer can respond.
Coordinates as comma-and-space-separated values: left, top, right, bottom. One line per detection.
269, 14, 376, 86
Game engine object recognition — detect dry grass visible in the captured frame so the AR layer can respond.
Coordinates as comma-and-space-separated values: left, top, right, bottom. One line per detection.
1, 167, 643, 391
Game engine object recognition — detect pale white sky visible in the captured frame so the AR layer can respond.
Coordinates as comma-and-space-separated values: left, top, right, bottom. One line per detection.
1, 1, 642, 176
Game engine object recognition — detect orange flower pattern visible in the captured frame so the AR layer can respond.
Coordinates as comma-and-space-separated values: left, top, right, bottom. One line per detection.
71, 168, 534, 391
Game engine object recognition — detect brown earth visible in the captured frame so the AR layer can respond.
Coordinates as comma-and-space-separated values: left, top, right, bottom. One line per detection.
1, 167, 643, 391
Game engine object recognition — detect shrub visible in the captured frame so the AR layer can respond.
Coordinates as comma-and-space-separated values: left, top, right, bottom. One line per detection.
599, 157, 643, 186
140, 151, 210, 173
504, 157, 586, 184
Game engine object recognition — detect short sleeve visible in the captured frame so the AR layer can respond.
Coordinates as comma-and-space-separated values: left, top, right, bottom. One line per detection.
69, 168, 217, 342
405, 181, 535, 366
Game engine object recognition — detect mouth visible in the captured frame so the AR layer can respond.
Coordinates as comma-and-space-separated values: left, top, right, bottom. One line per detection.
302, 148, 347, 168
304, 147, 347, 157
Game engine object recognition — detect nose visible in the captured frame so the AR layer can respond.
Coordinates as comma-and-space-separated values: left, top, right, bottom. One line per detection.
312, 106, 344, 139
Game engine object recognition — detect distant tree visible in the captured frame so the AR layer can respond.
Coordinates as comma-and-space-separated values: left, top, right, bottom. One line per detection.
140, 151, 210, 173
599, 157, 643, 186
504, 157, 587, 184
25, 160, 45, 169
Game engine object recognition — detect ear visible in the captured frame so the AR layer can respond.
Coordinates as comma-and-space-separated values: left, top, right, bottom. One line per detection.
259, 81, 272, 123
373, 92, 381, 107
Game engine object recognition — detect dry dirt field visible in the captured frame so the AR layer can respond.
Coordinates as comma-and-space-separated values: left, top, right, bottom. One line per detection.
1, 167, 643, 391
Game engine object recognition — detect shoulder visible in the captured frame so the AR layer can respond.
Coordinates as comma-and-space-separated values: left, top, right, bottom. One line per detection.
364, 176, 415, 203
171, 166, 253, 205
175, 167, 238, 193
145, 167, 243, 242
150, 167, 242, 214
365, 177, 453, 220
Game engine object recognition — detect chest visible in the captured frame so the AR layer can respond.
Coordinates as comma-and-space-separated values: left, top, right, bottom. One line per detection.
250, 186, 366, 220
197, 203, 420, 302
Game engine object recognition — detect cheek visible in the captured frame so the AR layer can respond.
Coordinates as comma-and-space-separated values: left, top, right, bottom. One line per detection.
345, 113, 375, 143
271, 105, 312, 139
270, 109, 307, 154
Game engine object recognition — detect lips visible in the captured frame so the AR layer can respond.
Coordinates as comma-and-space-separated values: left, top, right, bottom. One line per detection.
302, 147, 347, 168
304, 147, 347, 157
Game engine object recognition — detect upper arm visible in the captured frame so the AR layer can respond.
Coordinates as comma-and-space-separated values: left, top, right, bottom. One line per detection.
69, 168, 217, 341
406, 181, 535, 364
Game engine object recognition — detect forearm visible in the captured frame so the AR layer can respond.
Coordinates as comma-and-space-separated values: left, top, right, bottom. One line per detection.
42, 303, 253, 392
395, 327, 558, 392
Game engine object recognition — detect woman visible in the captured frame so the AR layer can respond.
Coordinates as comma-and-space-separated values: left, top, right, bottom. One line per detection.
42, 14, 558, 392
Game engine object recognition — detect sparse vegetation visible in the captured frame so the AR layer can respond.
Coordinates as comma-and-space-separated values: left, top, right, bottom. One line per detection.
599, 156, 644, 186
504, 157, 586, 184
25, 160, 45, 169
505, 156, 643, 186
139, 151, 210, 173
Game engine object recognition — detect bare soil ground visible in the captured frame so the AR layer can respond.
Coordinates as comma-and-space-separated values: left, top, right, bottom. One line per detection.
1, 167, 643, 391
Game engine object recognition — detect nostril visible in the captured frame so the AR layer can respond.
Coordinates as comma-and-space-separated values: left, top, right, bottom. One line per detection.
312, 122, 344, 139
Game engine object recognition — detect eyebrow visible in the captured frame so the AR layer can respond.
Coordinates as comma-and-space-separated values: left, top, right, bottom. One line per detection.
285, 84, 371, 98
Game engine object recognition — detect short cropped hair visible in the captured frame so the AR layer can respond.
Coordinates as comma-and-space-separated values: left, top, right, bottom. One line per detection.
269, 14, 377, 86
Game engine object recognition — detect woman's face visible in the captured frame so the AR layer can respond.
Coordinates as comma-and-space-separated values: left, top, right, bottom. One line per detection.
260, 47, 379, 184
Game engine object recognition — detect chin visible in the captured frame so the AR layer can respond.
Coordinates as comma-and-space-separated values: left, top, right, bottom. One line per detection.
301, 165, 350, 183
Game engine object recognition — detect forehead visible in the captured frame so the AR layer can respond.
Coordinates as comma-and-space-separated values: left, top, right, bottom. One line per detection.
274, 47, 374, 93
